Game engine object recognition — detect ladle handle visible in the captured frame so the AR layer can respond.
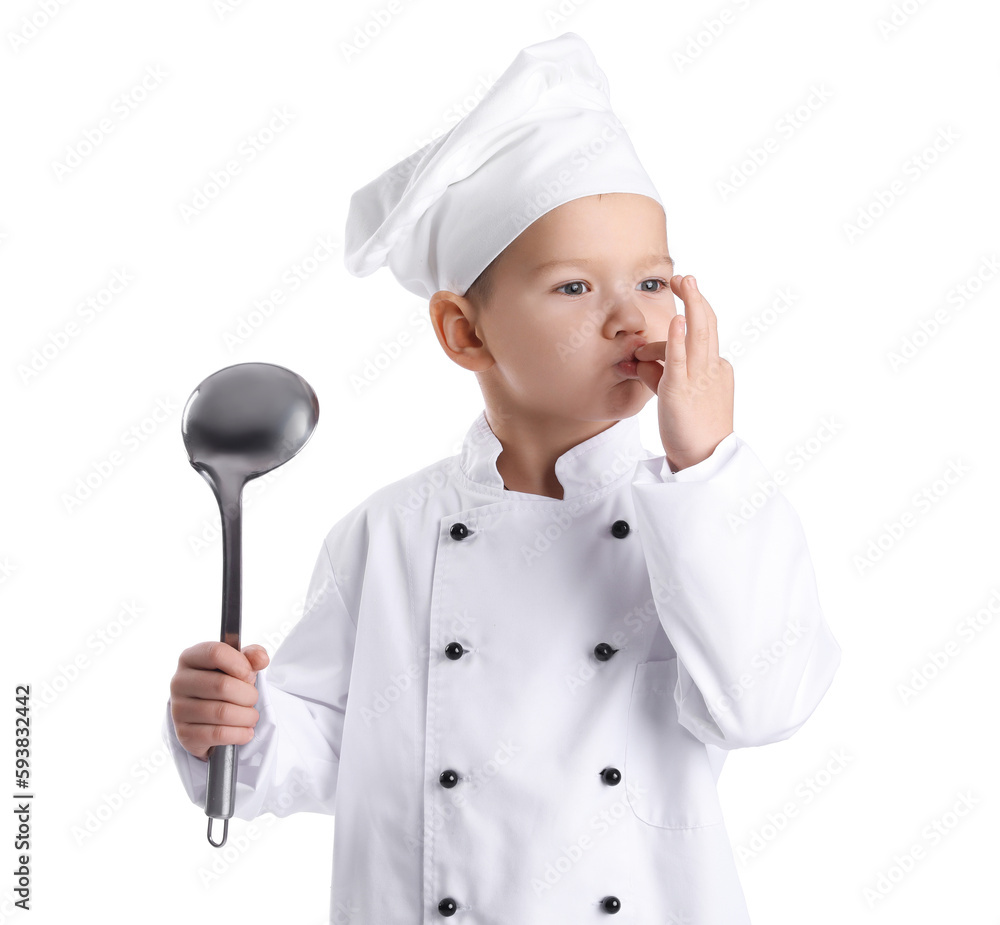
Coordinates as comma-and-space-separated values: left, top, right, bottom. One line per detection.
205, 737, 236, 847
205, 477, 244, 848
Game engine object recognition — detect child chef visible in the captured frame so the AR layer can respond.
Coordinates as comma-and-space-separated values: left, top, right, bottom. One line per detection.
163, 31, 842, 924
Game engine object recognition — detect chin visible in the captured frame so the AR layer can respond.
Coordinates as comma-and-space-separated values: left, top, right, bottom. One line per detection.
601, 384, 650, 418
627, 382, 654, 402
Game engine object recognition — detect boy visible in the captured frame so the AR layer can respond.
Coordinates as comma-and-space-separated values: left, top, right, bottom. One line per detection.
163, 32, 841, 923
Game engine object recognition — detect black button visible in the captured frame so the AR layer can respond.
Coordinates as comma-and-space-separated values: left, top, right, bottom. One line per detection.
611, 520, 630, 538
450, 523, 470, 540
601, 895, 621, 913
594, 642, 618, 661
440, 769, 459, 788
600, 767, 621, 785
445, 642, 465, 660
438, 897, 458, 916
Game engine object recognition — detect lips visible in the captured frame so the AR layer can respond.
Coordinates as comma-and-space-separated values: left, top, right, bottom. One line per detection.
616, 338, 647, 366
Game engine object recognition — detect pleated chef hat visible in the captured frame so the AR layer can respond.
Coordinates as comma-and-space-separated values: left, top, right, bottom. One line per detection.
343, 31, 664, 301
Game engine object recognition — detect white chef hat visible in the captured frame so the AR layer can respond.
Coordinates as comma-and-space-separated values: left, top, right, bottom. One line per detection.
343, 31, 664, 301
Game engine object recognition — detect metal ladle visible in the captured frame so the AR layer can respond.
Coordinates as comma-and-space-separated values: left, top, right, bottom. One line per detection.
181, 362, 319, 848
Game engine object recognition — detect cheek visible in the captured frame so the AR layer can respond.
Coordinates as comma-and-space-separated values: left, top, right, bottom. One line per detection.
530, 334, 583, 380
652, 307, 677, 340
494, 322, 565, 379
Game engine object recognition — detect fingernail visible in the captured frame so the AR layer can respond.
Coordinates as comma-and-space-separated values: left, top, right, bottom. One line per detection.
686, 275, 697, 288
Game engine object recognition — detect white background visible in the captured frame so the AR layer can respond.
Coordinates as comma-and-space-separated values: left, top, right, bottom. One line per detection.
2, 0, 998, 922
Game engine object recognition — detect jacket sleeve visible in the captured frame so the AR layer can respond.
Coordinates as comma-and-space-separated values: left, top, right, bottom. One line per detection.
161, 536, 357, 818
629, 431, 841, 749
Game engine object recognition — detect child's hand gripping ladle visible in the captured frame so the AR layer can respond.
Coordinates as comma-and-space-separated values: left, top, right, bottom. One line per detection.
181, 362, 319, 848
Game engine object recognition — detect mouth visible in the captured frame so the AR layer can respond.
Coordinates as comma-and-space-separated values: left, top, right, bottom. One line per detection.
614, 339, 646, 378
614, 356, 640, 379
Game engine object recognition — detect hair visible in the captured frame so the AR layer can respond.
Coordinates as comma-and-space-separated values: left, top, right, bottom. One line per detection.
463, 252, 500, 312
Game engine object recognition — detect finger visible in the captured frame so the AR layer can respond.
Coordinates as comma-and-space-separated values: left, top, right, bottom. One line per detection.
633, 341, 665, 394
180, 640, 256, 683
635, 356, 663, 394
673, 275, 706, 372
669, 275, 695, 362
684, 276, 720, 367
665, 312, 688, 381
171, 692, 261, 729
175, 714, 257, 756
698, 279, 720, 362
170, 665, 261, 707
683, 277, 706, 369
633, 340, 666, 362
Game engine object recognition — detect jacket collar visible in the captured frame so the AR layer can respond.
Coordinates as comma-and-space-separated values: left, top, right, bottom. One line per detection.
459, 409, 651, 499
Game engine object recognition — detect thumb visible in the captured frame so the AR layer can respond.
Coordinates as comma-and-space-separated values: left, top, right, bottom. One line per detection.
241, 644, 270, 681
635, 358, 662, 395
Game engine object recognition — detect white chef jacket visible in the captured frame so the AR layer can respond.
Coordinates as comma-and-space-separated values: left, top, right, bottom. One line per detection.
162, 409, 841, 924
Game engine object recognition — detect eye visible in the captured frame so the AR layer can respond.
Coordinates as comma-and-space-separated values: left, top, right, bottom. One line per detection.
556, 278, 670, 296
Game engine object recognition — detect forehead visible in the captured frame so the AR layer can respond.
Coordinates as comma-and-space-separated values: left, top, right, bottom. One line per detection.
527, 251, 674, 277
482, 194, 670, 285
514, 194, 666, 251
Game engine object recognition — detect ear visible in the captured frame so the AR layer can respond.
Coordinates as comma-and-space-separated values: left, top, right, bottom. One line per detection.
428, 292, 495, 372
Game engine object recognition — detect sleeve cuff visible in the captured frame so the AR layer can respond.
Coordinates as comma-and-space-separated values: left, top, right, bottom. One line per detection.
644, 432, 740, 483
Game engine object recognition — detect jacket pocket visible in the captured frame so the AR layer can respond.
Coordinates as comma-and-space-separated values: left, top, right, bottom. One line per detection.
623, 658, 724, 829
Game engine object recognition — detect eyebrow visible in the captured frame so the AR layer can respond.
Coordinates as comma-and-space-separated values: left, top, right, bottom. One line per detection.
531, 253, 675, 276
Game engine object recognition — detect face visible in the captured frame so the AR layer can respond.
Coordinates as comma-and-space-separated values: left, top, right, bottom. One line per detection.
442, 192, 676, 428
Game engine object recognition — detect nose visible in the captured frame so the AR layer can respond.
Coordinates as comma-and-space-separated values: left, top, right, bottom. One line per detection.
602, 285, 648, 335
